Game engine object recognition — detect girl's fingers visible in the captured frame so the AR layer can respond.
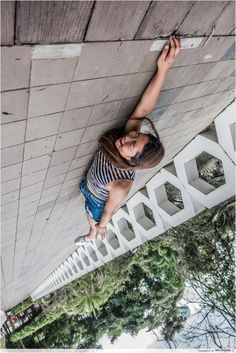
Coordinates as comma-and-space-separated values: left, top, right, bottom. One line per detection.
169, 36, 176, 58
159, 35, 180, 69
172, 36, 180, 57
161, 44, 170, 58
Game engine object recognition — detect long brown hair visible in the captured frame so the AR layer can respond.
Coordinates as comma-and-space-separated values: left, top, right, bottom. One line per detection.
98, 117, 165, 170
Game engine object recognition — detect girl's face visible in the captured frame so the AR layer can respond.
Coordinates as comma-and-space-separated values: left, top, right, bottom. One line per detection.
115, 130, 150, 161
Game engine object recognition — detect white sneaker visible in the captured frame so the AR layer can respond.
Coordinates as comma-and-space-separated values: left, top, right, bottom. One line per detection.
74, 235, 92, 246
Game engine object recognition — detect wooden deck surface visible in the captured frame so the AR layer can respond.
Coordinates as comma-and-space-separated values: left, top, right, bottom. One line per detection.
1, 1, 235, 45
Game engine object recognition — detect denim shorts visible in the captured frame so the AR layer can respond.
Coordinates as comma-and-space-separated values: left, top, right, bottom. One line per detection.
79, 177, 106, 223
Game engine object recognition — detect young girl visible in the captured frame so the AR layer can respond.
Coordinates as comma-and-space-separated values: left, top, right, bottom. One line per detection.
75, 35, 180, 244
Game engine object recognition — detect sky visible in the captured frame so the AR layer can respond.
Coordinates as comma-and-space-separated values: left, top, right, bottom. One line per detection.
99, 329, 168, 349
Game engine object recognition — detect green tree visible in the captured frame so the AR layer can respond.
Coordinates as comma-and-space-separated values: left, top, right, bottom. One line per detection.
7, 197, 235, 350
10, 298, 34, 315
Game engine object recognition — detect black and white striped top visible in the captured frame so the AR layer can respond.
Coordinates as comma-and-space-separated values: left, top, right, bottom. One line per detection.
86, 149, 135, 201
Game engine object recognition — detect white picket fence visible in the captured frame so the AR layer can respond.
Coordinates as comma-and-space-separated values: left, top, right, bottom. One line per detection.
31, 101, 235, 301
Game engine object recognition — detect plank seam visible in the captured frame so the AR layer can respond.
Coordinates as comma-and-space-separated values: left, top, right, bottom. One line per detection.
175, 1, 196, 34
1, 33, 235, 48
204, 0, 231, 37
13, 0, 17, 45
134, 0, 153, 40
83, 1, 96, 43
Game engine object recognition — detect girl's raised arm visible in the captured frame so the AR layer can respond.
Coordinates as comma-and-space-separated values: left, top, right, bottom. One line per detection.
123, 35, 180, 134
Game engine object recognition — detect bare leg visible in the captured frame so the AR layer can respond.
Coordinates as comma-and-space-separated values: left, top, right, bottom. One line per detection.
85, 213, 97, 240
79, 191, 97, 240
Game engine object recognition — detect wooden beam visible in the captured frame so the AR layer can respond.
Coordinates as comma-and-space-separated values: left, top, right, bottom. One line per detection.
1, 1, 15, 45
85, 1, 150, 41
16, 1, 94, 44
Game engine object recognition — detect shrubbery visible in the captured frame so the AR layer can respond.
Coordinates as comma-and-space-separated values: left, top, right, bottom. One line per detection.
10, 298, 33, 315
7, 197, 235, 348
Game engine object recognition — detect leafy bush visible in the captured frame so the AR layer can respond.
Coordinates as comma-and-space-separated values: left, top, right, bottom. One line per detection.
10, 312, 60, 343
11, 298, 33, 315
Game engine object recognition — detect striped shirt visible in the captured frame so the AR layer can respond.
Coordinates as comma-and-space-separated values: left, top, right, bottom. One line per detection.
86, 149, 135, 201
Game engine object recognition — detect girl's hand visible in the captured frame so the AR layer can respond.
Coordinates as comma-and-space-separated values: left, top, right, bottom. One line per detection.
157, 35, 180, 73
95, 224, 107, 240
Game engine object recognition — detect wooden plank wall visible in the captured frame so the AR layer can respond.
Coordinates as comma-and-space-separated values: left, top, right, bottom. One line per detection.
15, 1, 94, 44
135, 1, 194, 39
85, 1, 151, 41
177, 1, 230, 35
213, 1, 235, 35
1, 1, 15, 45
1, 1, 235, 45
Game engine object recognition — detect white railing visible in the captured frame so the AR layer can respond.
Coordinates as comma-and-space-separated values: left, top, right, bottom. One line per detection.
31, 101, 235, 301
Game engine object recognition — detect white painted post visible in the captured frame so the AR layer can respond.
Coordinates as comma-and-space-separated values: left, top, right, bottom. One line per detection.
76, 247, 93, 272
127, 187, 168, 240
64, 259, 77, 277
72, 251, 87, 276
83, 243, 104, 268
174, 128, 235, 208
59, 264, 71, 280
67, 256, 80, 276
92, 237, 114, 263
146, 165, 200, 227
105, 222, 127, 256
214, 101, 235, 163
112, 206, 143, 249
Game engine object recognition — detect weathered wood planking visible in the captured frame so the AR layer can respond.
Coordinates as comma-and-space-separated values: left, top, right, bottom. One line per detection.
178, 1, 229, 36
16, 1, 94, 44
4, 1, 234, 45
135, 1, 194, 39
1, 1, 15, 45
85, 1, 150, 41
213, 1, 235, 35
